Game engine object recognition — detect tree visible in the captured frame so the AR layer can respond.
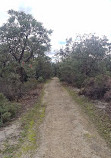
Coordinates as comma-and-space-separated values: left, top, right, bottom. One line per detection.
0, 10, 52, 63
57, 34, 111, 87
35, 55, 53, 80
0, 10, 52, 81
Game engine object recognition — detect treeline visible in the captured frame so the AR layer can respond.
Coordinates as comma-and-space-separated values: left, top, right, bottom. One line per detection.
0, 10, 53, 125
56, 34, 111, 102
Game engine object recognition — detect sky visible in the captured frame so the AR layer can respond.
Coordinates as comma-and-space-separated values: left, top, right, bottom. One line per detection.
0, 0, 111, 54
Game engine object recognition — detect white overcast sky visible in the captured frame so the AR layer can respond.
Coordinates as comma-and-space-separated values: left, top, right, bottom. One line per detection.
0, 0, 111, 51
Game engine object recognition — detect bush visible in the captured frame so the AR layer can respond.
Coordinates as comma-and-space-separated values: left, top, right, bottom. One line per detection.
23, 78, 38, 92
2, 112, 11, 122
104, 90, 111, 102
0, 73, 23, 101
35, 56, 53, 81
0, 75, 39, 101
37, 76, 44, 83
79, 75, 111, 100
0, 93, 19, 126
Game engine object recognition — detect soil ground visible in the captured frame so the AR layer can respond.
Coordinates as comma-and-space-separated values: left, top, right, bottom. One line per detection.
0, 85, 42, 158
34, 77, 111, 158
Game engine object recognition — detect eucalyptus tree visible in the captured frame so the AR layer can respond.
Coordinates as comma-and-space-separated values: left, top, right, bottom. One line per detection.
0, 9, 52, 63
0, 10, 52, 81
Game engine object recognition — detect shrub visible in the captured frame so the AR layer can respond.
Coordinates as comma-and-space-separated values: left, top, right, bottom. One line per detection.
37, 76, 44, 83
0, 75, 39, 101
104, 90, 111, 102
23, 78, 38, 93
2, 112, 11, 122
0, 73, 23, 101
0, 93, 19, 126
79, 75, 111, 100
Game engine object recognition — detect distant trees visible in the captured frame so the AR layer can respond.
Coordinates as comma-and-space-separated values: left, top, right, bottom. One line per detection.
56, 34, 111, 100
35, 55, 53, 80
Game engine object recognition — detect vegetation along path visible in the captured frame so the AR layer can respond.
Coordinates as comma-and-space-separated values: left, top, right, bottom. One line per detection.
34, 77, 111, 158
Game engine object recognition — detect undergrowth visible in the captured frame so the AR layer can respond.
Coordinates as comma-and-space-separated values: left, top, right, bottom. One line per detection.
16, 87, 45, 158
64, 85, 111, 148
1, 85, 46, 158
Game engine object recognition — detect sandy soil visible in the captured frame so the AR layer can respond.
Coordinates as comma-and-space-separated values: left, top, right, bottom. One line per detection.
34, 77, 111, 158
0, 86, 42, 158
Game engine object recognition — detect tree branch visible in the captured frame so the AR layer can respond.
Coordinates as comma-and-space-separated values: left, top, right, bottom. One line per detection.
18, 35, 28, 63
25, 50, 34, 62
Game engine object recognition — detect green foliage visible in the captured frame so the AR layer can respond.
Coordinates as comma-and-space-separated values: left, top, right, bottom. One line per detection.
24, 78, 38, 87
58, 58, 86, 87
79, 75, 111, 99
35, 56, 53, 81
57, 34, 111, 88
0, 93, 19, 126
51, 63, 59, 77
0, 9, 53, 102
2, 112, 11, 122
0, 9, 52, 83
38, 76, 44, 83
0, 68, 23, 100
0, 10, 52, 64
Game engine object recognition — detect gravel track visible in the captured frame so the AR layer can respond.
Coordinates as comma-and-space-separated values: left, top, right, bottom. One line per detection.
34, 77, 111, 158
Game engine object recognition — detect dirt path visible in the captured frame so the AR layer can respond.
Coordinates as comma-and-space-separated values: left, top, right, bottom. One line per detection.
34, 78, 111, 158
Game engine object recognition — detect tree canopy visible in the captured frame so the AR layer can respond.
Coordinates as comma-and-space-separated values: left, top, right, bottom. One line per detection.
0, 10, 52, 64
56, 34, 111, 87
